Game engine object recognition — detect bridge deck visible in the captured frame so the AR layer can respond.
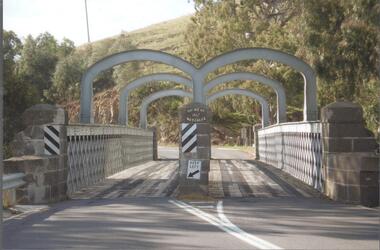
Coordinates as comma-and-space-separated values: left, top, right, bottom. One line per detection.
5, 152, 377, 250
70, 159, 318, 199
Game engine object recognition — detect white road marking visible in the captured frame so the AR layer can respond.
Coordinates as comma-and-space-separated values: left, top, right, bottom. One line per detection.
170, 200, 282, 250
196, 205, 215, 209
217, 201, 282, 250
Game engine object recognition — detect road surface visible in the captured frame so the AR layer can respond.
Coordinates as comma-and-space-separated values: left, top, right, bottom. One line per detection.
159, 145, 253, 160
4, 147, 379, 249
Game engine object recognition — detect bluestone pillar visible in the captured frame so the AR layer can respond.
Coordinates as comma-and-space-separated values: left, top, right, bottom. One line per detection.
178, 103, 211, 197
322, 102, 379, 207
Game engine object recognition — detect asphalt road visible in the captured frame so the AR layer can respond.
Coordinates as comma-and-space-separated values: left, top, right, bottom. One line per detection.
4, 147, 379, 249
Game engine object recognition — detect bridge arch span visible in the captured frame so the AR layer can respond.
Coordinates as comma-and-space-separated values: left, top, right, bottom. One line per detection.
119, 73, 193, 125
204, 72, 286, 124
200, 48, 317, 121
139, 89, 192, 129
80, 49, 197, 123
206, 88, 270, 127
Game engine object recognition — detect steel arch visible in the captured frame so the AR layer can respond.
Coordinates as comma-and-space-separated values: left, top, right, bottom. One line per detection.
206, 88, 270, 127
200, 48, 317, 121
204, 72, 286, 123
139, 89, 192, 129
119, 73, 193, 125
80, 49, 197, 123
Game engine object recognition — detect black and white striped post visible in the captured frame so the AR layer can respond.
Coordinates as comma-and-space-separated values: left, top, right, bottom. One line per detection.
179, 102, 211, 196
181, 123, 198, 153
44, 125, 61, 155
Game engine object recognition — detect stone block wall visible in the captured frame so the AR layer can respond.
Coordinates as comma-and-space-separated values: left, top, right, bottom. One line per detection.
322, 102, 379, 207
4, 156, 67, 204
4, 104, 68, 204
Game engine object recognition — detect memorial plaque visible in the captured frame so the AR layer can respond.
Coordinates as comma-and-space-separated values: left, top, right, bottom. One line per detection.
180, 102, 211, 123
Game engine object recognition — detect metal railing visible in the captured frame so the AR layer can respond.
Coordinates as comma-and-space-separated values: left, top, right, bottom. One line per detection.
3, 173, 26, 190
66, 124, 154, 195
258, 121, 323, 191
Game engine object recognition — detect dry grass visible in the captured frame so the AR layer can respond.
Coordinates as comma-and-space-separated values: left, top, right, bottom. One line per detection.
86, 15, 191, 56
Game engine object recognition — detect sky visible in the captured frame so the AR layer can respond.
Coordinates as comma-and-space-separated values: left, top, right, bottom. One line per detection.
4, 0, 195, 46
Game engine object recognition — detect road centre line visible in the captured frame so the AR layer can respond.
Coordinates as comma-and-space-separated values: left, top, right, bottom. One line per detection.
169, 200, 282, 250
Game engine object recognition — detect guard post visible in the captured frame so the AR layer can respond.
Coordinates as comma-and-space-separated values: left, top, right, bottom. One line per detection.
178, 102, 211, 197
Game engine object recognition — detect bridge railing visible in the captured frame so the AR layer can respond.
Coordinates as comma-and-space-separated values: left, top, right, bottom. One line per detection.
258, 121, 323, 191
67, 124, 153, 195
4, 104, 156, 204
3, 173, 26, 191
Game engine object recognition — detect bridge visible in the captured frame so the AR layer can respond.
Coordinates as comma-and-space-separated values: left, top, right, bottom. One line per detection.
3, 48, 379, 249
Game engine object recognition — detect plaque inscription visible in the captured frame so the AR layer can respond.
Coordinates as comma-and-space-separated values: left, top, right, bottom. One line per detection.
185, 107, 207, 123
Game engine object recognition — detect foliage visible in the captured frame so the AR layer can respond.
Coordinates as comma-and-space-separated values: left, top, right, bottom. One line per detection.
3, 31, 39, 147
16, 33, 75, 103
4, 31, 76, 153
299, 0, 380, 132
185, 0, 303, 128
186, 0, 379, 134
45, 52, 85, 103
4, 2, 379, 147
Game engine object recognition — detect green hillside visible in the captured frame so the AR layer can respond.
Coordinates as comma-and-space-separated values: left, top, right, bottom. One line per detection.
82, 15, 191, 55
66, 15, 195, 143
128, 15, 191, 54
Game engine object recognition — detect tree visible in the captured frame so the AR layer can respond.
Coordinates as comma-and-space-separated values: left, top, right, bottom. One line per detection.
46, 52, 86, 103
300, 0, 380, 132
3, 31, 39, 149
184, 0, 302, 128
16, 33, 75, 102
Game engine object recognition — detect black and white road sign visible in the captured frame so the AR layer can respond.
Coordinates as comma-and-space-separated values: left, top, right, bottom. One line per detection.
187, 160, 201, 179
181, 123, 197, 153
44, 125, 60, 155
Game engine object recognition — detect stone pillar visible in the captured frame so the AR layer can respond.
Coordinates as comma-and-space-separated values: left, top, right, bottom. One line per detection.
4, 104, 68, 204
322, 102, 379, 207
178, 103, 211, 197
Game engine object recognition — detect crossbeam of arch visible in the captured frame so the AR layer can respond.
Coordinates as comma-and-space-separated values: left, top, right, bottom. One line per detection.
80, 48, 317, 124
199, 48, 317, 121
119, 73, 193, 125
206, 88, 270, 127
204, 72, 286, 123
139, 89, 193, 129
80, 49, 197, 123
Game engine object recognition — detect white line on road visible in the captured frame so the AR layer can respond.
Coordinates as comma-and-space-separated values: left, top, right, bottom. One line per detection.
217, 201, 282, 249
196, 205, 214, 209
169, 200, 282, 250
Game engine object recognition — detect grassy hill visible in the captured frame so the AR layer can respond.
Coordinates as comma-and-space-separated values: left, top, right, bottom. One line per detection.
128, 15, 191, 54
84, 15, 191, 55
67, 15, 194, 142
67, 15, 242, 144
